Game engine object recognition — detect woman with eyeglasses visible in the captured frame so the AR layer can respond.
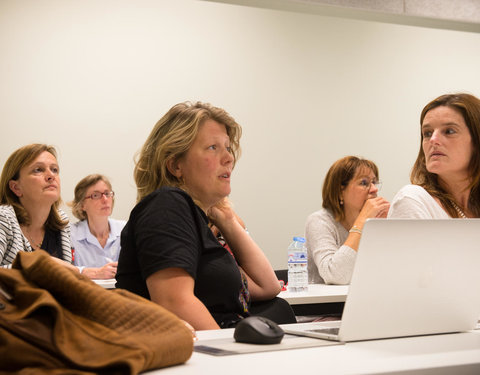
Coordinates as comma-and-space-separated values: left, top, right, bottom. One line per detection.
69, 174, 126, 279
388, 93, 480, 219
305, 156, 390, 285
0, 144, 76, 269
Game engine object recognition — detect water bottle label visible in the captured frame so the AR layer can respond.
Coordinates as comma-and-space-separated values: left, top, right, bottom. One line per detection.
287, 251, 308, 264
287, 239, 308, 292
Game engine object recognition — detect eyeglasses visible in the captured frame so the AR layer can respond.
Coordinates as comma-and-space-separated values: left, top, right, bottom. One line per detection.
85, 191, 115, 200
358, 179, 382, 191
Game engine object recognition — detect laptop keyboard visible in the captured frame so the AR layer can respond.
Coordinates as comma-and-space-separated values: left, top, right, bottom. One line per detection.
307, 327, 340, 335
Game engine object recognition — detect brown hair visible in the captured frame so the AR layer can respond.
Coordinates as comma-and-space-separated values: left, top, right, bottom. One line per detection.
69, 174, 113, 220
411, 93, 480, 217
322, 156, 379, 222
0, 144, 67, 230
134, 101, 242, 202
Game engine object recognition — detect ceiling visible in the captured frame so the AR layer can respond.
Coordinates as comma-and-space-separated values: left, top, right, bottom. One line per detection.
202, 0, 480, 33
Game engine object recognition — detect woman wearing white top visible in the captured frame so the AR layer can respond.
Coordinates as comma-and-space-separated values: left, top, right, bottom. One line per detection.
69, 174, 126, 279
305, 156, 390, 285
389, 93, 480, 219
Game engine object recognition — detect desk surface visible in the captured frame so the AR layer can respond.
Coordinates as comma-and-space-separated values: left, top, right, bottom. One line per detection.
93, 281, 349, 301
92, 278, 116, 289
279, 283, 349, 304
144, 324, 480, 375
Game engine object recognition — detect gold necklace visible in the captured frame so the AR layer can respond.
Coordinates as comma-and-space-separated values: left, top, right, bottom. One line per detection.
22, 227, 44, 249
450, 200, 467, 219
27, 236, 43, 249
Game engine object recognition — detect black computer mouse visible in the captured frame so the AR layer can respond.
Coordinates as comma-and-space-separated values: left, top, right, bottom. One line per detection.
234, 316, 284, 345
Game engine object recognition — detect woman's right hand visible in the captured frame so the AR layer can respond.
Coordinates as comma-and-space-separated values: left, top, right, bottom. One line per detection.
82, 262, 118, 279
344, 197, 390, 252
207, 198, 244, 237
208, 199, 235, 224
359, 196, 390, 220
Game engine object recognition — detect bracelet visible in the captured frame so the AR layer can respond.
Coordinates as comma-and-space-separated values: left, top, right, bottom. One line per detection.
349, 225, 362, 234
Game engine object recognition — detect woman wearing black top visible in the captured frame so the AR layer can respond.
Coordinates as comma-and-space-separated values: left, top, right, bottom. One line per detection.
116, 102, 281, 330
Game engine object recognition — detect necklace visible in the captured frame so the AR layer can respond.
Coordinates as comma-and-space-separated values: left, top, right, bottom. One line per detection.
26, 236, 42, 249
22, 227, 44, 249
26, 235, 43, 249
450, 200, 467, 219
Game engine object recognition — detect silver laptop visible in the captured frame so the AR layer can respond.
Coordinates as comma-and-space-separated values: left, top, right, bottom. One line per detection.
285, 219, 480, 342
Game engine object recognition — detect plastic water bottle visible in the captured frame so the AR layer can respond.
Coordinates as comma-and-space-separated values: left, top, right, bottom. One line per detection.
287, 236, 308, 292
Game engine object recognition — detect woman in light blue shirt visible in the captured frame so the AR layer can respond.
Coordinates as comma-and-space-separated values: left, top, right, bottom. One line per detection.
69, 174, 126, 279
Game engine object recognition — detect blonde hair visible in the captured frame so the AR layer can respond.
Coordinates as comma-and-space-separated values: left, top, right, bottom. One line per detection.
69, 174, 113, 220
0, 143, 67, 230
134, 101, 242, 202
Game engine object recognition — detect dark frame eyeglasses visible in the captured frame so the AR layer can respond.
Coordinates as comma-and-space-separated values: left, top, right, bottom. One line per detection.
84, 191, 115, 200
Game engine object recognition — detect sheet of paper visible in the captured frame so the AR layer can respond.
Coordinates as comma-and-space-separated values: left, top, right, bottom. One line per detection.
194, 334, 343, 356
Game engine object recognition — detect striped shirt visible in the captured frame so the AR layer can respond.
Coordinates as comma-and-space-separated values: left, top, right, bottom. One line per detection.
0, 205, 72, 268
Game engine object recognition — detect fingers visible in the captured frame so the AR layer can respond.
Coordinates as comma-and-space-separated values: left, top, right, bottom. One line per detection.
368, 196, 389, 207
375, 206, 390, 218
362, 197, 390, 218
207, 206, 220, 223
101, 263, 117, 279
369, 197, 389, 207
215, 197, 231, 210
208, 204, 238, 233
210, 225, 220, 237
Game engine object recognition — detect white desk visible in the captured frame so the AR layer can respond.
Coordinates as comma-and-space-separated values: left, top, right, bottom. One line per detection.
92, 278, 116, 289
279, 284, 348, 305
144, 325, 480, 375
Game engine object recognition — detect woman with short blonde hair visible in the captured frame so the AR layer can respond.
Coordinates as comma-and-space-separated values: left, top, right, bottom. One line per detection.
134, 101, 241, 203
117, 101, 282, 330
69, 174, 126, 279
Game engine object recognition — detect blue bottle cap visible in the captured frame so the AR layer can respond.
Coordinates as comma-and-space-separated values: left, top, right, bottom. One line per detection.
293, 236, 306, 243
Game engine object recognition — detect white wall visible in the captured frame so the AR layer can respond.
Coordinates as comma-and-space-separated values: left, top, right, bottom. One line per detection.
1, 0, 480, 269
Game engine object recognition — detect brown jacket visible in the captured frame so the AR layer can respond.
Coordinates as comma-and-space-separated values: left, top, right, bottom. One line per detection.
0, 250, 193, 374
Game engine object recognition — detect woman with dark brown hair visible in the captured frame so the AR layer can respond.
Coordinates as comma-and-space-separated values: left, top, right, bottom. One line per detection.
305, 156, 389, 285
0, 144, 74, 269
389, 93, 480, 219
